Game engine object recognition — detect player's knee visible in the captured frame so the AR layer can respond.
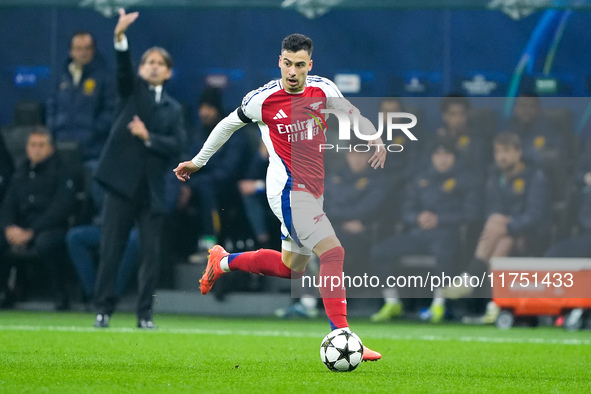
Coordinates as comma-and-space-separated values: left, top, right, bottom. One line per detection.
282, 250, 310, 273
313, 235, 342, 256
319, 245, 345, 264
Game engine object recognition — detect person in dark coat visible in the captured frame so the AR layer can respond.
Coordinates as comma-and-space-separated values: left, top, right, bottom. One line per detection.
423, 94, 491, 180
0, 127, 76, 309
506, 94, 566, 168
46, 31, 116, 163
545, 139, 591, 257
93, 9, 185, 329
176, 87, 248, 254
0, 133, 14, 205
238, 142, 273, 248
370, 137, 481, 323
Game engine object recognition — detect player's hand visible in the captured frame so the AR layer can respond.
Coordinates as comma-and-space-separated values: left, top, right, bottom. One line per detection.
368, 137, 387, 169
115, 9, 139, 41
174, 160, 200, 182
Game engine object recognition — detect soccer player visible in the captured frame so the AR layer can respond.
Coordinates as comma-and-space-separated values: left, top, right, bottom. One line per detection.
174, 34, 385, 361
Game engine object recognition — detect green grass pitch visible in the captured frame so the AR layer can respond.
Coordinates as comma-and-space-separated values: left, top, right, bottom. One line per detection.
1, 311, 590, 393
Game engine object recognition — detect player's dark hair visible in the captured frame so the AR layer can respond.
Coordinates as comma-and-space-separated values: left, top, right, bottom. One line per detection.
282, 34, 313, 56
69, 31, 96, 49
140, 47, 173, 69
494, 132, 521, 150
440, 93, 470, 113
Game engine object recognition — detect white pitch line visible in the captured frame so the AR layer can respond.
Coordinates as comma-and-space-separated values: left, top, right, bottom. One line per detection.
0, 325, 589, 346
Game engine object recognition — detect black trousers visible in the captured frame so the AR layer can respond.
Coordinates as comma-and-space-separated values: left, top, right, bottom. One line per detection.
0, 228, 68, 297
94, 189, 163, 319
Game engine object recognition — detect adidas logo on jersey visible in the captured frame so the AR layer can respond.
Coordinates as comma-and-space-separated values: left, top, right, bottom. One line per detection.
273, 109, 288, 120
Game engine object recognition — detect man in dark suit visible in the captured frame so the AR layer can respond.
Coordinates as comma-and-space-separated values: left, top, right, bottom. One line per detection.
93, 9, 185, 329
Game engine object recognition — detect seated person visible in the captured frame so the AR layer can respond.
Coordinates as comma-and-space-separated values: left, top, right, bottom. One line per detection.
0, 133, 14, 205
370, 137, 480, 323
378, 97, 424, 226
238, 142, 273, 249
0, 128, 76, 309
380, 97, 423, 183
545, 140, 591, 257
442, 132, 549, 323
423, 94, 491, 179
177, 87, 249, 253
506, 93, 566, 168
66, 188, 138, 304
46, 31, 116, 164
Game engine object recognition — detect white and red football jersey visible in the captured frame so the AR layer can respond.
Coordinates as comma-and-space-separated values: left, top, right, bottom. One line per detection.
240, 76, 358, 198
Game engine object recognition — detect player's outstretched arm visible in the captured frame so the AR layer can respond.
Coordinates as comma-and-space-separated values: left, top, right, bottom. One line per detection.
173, 161, 200, 182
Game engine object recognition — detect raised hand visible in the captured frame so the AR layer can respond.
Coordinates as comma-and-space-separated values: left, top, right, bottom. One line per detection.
115, 8, 139, 40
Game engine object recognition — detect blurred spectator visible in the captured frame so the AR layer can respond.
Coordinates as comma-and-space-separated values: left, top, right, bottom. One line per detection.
177, 87, 249, 255
46, 31, 116, 163
545, 140, 591, 257
442, 133, 549, 322
92, 10, 185, 329
324, 144, 389, 264
370, 137, 480, 323
428, 94, 490, 178
46, 31, 117, 211
506, 94, 566, 168
238, 142, 272, 248
0, 127, 76, 310
1, 101, 45, 168
380, 97, 423, 182
0, 133, 14, 204
378, 97, 424, 228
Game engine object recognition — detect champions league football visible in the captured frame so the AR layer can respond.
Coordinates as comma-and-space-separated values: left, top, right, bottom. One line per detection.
320, 329, 364, 372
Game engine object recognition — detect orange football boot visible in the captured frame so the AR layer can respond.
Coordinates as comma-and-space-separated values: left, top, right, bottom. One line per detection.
199, 245, 229, 295
362, 346, 382, 361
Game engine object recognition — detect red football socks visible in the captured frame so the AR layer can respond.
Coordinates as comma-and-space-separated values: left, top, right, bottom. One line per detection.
228, 246, 349, 330
318, 246, 348, 330
228, 249, 303, 279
